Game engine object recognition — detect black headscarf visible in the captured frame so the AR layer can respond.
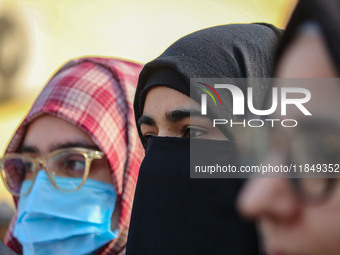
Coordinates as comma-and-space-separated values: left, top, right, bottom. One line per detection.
128, 23, 283, 255
276, 0, 340, 71
134, 23, 282, 145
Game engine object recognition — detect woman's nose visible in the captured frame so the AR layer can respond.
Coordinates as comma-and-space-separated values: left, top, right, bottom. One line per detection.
35, 158, 47, 171
237, 178, 301, 223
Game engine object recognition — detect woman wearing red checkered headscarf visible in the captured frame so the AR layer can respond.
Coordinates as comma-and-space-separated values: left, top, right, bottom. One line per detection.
1, 57, 144, 255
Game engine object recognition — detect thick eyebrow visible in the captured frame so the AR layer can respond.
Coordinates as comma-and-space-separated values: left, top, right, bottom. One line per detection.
138, 109, 207, 127
138, 115, 156, 126
49, 142, 100, 152
20, 142, 100, 154
166, 109, 203, 122
20, 145, 39, 154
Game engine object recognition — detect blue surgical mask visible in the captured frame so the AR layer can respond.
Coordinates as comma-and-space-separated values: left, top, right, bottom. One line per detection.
13, 171, 117, 255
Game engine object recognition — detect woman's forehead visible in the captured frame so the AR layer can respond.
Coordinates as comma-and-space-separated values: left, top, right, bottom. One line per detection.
275, 27, 340, 126
143, 87, 191, 112
22, 115, 95, 153
276, 27, 338, 79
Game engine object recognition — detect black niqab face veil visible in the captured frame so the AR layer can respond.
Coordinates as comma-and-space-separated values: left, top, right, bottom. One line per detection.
127, 137, 258, 255
127, 23, 282, 255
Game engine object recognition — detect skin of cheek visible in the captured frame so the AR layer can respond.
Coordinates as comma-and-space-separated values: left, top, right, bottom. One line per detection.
257, 184, 340, 255
301, 188, 340, 255
88, 158, 113, 184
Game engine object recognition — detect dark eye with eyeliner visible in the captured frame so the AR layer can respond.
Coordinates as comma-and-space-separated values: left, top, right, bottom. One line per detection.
143, 134, 155, 143
182, 126, 207, 138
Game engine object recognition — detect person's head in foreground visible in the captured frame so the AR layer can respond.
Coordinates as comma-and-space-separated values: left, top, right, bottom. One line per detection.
238, 0, 340, 255
0, 57, 144, 255
126, 23, 281, 255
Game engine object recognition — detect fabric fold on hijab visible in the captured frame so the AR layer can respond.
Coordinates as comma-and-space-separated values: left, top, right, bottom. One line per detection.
276, 0, 340, 71
5, 57, 144, 255
134, 23, 282, 145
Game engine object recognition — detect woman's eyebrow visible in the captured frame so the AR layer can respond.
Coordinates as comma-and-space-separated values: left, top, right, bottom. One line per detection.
138, 116, 155, 126
20, 142, 100, 154
20, 145, 39, 154
49, 142, 100, 152
166, 109, 202, 122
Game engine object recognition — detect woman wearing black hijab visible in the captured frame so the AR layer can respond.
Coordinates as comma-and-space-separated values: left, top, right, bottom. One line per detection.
238, 1, 340, 255
127, 23, 282, 255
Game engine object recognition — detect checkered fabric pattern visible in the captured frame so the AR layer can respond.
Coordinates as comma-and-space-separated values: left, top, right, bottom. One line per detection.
4, 57, 144, 255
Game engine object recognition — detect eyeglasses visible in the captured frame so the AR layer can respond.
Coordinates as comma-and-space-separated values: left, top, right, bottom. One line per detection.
236, 120, 340, 204
290, 178, 336, 204
0, 147, 104, 196
285, 122, 340, 204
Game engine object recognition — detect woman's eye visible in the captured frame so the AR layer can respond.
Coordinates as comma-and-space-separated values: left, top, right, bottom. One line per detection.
143, 134, 155, 143
65, 160, 85, 171
183, 127, 207, 138
60, 156, 86, 176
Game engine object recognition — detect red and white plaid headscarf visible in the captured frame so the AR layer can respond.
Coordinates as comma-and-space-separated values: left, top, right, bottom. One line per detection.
4, 57, 144, 255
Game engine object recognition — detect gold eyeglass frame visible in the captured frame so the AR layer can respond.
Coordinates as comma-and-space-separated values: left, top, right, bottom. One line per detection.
0, 147, 104, 197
